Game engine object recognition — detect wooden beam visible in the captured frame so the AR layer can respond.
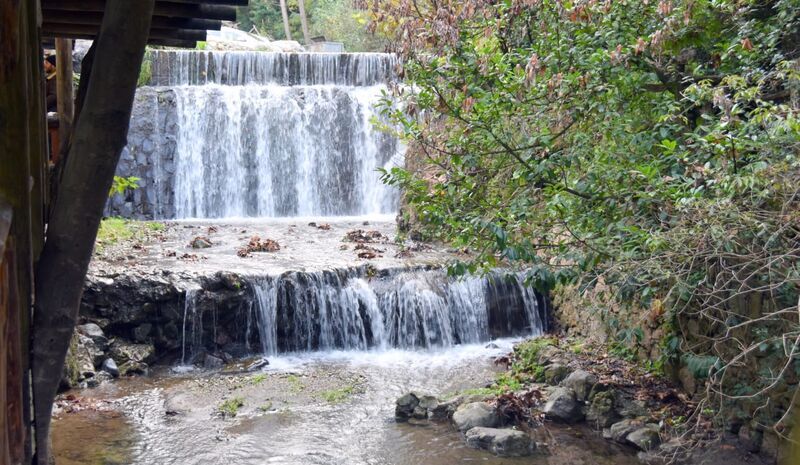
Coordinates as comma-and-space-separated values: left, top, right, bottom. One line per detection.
41, 0, 237, 21
32, 1, 156, 463
54, 38, 73, 164
42, 23, 208, 41
41, 10, 223, 31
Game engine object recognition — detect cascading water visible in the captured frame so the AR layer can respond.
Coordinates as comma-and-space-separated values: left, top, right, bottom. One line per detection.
241, 269, 546, 356
114, 50, 402, 219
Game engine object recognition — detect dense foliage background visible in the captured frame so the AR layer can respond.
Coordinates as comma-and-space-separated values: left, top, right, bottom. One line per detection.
373, 0, 800, 443
238, 0, 385, 51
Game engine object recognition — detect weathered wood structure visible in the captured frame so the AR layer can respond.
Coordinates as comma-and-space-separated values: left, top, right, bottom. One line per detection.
0, 1, 246, 463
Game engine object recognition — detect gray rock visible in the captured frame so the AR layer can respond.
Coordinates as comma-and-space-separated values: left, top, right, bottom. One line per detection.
485, 343, 500, 349
543, 387, 584, 423
452, 402, 501, 432
428, 397, 461, 421
110, 341, 155, 365
132, 323, 153, 342
395, 392, 420, 421
465, 427, 535, 457
738, 423, 763, 453
119, 361, 148, 376
77, 323, 107, 347
245, 358, 269, 372
586, 390, 619, 428
203, 354, 224, 369
77, 333, 106, 368
609, 419, 645, 443
617, 397, 649, 418
627, 427, 661, 451
544, 364, 571, 385
561, 369, 598, 400
536, 345, 565, 365
413, 395, 439, 419
101, 358, 120, 377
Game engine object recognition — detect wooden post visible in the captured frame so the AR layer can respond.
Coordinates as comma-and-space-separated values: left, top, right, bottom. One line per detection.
31, 2, 155, 463
54, 38, 74, 163
297, 0, 310, 45
0, 0, 46, 463
279, 0, 292, 40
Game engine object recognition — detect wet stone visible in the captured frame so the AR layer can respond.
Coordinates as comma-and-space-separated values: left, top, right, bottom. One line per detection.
465, 427, 535, 457
452, 402, 501, 432
101, 358, 120, 378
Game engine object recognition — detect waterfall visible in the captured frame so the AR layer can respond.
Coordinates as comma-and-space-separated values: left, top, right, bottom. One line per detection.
115, 50, 402, 220
243, 270, 545, 355
181, 288, 203, 364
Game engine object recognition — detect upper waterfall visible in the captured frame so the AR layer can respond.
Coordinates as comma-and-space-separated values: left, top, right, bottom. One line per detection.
110, 51, 403, 220
148, 50, 398, 86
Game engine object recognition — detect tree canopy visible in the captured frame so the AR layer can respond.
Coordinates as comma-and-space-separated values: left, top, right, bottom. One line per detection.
374, 0, 800, 435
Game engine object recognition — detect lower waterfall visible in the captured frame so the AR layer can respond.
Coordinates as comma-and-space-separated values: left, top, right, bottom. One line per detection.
239, 269, 545, 356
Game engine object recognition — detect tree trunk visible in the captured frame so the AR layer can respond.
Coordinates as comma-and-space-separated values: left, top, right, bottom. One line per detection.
279, 0, 292, 40
297, 0, 311, 45
31, 1, 155, 463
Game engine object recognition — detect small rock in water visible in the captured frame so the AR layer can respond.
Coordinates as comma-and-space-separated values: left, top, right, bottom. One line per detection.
189, 236, 213, 249
465, 427, 535, 457
395, 392, 420, 421
204, 354, 224, 369
101, 358, 120, 378
485, 342, 500, 349
245, 358, 269, 372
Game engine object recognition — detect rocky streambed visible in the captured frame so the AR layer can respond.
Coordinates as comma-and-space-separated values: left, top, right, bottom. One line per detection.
391, 338, 781, 465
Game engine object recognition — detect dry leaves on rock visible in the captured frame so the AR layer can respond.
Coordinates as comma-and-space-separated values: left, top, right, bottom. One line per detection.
343, 229, 388, 243
237, 235, 280, 257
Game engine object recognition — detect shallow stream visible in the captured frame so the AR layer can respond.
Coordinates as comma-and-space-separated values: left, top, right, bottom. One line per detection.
53, 340, 638, 465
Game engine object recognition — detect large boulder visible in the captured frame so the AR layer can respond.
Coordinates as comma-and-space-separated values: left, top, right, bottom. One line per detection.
465, 427, 535, 457
452, 402, 501, 432
543, 387, 584, 423
561, 369, 598, 401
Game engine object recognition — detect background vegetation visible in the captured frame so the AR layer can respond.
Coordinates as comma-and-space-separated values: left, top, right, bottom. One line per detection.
373, 0, 800, 447
238, 0, 385, 51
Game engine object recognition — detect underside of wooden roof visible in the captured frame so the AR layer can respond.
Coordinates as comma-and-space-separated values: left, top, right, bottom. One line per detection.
41, 0, 248, 48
